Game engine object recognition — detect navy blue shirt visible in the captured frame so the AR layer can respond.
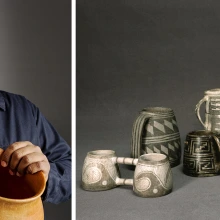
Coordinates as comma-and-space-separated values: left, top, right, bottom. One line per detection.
0, 90, 71, 204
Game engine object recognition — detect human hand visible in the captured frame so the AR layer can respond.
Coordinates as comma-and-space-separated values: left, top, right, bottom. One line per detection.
0, 141, 50, 181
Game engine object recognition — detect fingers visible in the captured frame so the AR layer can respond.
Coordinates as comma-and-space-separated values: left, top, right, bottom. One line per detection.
27, 160, 50, 181
7, 145, 41, 171
0, 142, 50, 181
1, 141, 34, 167
16, 152, 48, 176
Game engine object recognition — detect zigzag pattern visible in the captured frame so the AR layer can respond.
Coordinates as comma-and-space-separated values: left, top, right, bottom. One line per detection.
142, 140, 181, 167
143, 118, 180, 137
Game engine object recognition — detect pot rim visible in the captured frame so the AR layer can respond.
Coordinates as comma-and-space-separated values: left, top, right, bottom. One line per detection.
87, 150, 116, 158
142, 107, 173, 113
205, 88, 220, 95
0, 171, 46, 203
187, 130, 216, 138
138, 153, 168, 164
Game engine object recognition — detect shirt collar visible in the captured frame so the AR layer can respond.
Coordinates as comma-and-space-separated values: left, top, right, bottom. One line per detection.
0, 92, 6, 111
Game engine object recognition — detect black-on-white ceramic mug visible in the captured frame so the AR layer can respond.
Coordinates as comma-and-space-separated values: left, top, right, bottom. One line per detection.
81, 150, 138, 191
133, 153, 173, 198
196, 88, 220, 133
183, 130, 220, 177
131, 107, 181, 167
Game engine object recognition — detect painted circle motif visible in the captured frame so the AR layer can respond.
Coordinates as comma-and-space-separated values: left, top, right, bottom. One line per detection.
83, 167, 102, 184
102, 181, 107, 185
135, 177, 151, 191
153, 188, 158, 194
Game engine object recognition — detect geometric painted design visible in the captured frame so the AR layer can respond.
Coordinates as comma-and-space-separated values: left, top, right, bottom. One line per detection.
168, 143, 175, 152
183, 137, 217, 176
174, 142, 179, 149
183, 159, 196, 170
154, 121, 165, 133
210, 100, 220, 113
146, 148, 154, 153
143, 117, 180, 137
193, 141, 210, 154
172, 119, 177, 126
164, 120, 174, 131
131, 111, 181, 168
142, 138, 181, 167
153, 146, 161, 153
184, 157, 215, 174
200, 159, 214, 171
161, 145, 168, 155
147, 124, 154, 135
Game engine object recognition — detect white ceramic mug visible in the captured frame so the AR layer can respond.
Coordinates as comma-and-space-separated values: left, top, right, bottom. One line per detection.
133, 153, 173, 197
81, 150, 138, 191
196, 88, 220, 132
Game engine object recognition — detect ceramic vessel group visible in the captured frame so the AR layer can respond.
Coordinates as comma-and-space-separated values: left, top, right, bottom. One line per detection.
82, 150, 172, 198
81, 88, 220, 198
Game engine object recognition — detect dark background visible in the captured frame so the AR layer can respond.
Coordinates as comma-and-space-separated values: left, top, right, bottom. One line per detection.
0, 1, 71, 220
77, 0, 220, 220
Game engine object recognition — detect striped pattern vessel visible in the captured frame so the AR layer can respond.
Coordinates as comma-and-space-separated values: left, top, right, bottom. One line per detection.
131, 107, 181, 168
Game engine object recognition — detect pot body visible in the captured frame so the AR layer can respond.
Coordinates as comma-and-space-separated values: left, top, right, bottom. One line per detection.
0, 198, 44, 220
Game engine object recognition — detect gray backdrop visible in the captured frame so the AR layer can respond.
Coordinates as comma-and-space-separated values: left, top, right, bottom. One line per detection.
77, 1, 220, 220
0, 1, 71, 220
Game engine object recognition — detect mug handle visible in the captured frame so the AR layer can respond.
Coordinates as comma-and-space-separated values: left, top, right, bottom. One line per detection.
115, 177, 133, 186
131, 112, 152, 158
213, 135, 220, 151
195, 96, 208, 129
113, 157, 138, 166
112, 157, 138, 186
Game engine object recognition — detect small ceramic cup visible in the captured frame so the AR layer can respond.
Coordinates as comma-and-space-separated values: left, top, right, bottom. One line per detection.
81, 150, 138, 191
133, 153, 173, 198
183, 130, 220, 177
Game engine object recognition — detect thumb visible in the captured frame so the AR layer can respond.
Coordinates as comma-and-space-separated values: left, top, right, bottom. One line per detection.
0, 148, 4, 158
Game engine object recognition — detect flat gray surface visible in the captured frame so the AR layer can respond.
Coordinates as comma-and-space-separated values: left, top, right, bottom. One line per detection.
76, 0, 220, 219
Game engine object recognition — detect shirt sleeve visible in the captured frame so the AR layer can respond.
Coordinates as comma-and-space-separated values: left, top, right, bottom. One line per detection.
29, 101, 71, 204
